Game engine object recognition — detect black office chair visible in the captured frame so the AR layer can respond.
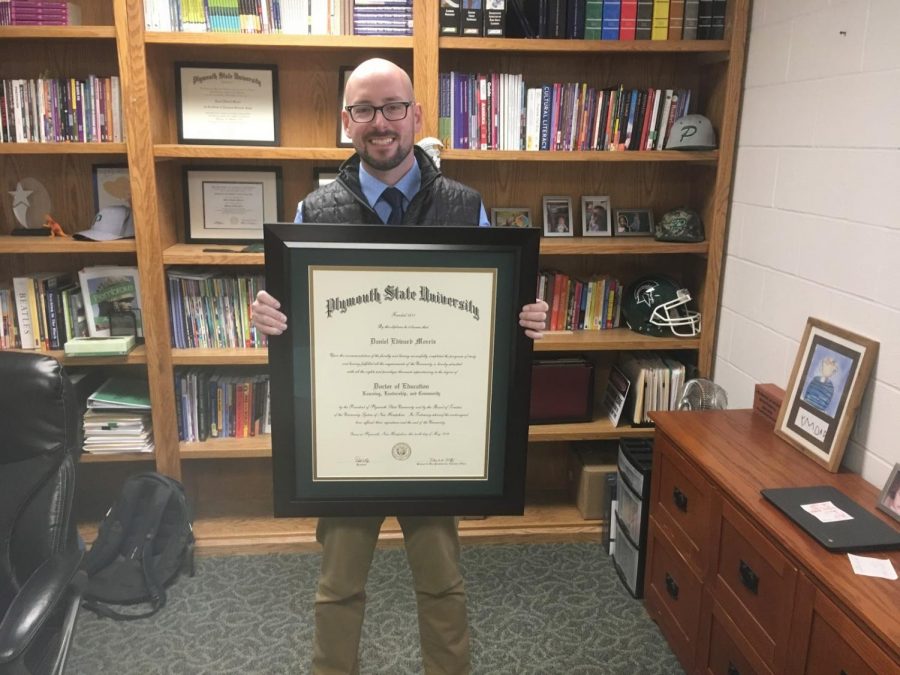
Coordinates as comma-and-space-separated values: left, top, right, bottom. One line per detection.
0, 352, 86, 675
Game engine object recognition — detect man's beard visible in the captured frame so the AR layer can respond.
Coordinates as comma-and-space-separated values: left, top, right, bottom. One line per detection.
356, 134, 412, 172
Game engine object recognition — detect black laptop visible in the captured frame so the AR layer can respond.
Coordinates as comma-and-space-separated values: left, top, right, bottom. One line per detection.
761, 485, 900, 552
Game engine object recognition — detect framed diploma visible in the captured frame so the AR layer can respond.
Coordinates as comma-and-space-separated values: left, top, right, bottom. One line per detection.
175, 63, 279, 145
183, 167, 282, 243
265, 223, 541, 517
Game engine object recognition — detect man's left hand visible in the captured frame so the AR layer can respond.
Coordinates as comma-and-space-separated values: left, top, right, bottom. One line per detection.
519, 300, 549, 340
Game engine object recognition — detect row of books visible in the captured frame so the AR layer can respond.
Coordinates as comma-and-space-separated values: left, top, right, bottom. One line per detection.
167, 269, 267, 349
442, 0, 726, 41
617, 351, 691, 425
175, 368, 271, 441
440, 70, 692, 152
538, 271, 622, 332
83, 376, 154, 454
0, 0, 81, 26
0, 76, 125, 144
142, 0, 409, 35
1, 266, 142, 351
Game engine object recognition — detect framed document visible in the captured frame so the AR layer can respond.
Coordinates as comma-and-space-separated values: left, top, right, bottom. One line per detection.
337, 66, 354, 147
183, 167, 282, 243
265, 223, 541, 517
175, 63, 279, 145
91, 164, 131, 211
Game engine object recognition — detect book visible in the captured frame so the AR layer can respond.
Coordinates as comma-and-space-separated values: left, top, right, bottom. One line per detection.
483, 0, 505, 37
64, 334, 136, 357
601, 364, 632, 426
439, 0, 460, 34
460, 0, 483, 36
87, 376, 151, 410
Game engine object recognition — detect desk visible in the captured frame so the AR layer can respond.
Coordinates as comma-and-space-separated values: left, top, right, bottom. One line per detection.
644, 409, 900, 674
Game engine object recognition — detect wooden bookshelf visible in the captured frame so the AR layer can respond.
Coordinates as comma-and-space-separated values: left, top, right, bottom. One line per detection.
6, 0, 751, 553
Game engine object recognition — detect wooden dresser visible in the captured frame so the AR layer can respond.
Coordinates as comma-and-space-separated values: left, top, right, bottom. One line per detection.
644, 409, 900, 675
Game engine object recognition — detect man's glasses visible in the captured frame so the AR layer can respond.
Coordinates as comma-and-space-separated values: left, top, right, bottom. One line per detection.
345, 101, 412, 123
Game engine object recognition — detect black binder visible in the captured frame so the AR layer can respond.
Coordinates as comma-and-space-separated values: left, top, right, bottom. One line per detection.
762, 485, 900, 552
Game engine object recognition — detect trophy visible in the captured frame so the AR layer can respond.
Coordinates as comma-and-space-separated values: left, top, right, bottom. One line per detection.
9, 178, 54, 236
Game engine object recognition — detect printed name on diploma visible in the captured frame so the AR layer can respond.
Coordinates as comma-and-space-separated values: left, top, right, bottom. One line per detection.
324, 285, 481, 320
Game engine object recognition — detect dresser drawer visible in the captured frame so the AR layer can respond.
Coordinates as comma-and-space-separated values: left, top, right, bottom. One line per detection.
713, 500, 797, 669
802, 589, 898, 675
652, 433, 716, 575
645, 520, 704, 670
700, 596, 772, 675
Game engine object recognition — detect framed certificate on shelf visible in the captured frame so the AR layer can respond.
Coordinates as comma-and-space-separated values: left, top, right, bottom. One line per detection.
183, 167, 282, 243
265, 223, 541, 517
175, 63, 279, 145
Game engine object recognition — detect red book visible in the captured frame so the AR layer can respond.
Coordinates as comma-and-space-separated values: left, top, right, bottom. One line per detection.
620, 0, 638, 40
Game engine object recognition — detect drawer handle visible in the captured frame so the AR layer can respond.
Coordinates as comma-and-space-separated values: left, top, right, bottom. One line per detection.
664, 572, 679, 600
727, 662, 740, 675
672, 487, 688, 512
739, 560, 759, 594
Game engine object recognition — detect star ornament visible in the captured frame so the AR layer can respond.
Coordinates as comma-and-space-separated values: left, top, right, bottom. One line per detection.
9, 182, 33, 208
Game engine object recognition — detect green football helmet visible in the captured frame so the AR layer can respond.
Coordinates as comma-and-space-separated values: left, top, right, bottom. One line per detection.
622, 275, 701, 337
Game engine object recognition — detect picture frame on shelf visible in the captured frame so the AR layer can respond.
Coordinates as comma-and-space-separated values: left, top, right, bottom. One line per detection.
542, 196, 573, 237
614, 208, 654, 236
877, 463, 900, 523
91, 165, 131, 211
337, 66, 354, 147
581, 196, 611, 237
175, 63, 279, 145
775, 318, 879, 473
491, 207, 533, 228
183, 166, 282, 243
314, 168, 340, 188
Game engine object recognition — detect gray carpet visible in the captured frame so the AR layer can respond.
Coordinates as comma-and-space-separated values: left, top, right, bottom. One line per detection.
68, 542, 683, 674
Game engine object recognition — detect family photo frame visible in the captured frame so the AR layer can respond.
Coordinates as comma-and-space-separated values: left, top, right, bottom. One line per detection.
542, 196, 573, 237
581, 196, 611, 237
877, 463, 900, 523
491, 207, 533, 228
337, 66, 354, 147
775, 318, 879, 472
614, 208, 654, 236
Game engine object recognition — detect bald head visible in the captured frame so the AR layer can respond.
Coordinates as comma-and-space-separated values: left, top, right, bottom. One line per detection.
344, 58, 413, 104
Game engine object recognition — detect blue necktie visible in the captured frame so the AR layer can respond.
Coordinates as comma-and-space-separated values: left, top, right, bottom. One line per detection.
381, 187, 404, 225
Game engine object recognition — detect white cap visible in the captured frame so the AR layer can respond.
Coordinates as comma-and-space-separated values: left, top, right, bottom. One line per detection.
74, 206, 135, 241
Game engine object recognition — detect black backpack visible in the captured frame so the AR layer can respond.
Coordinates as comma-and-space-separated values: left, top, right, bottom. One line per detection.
81, 472, 195, 620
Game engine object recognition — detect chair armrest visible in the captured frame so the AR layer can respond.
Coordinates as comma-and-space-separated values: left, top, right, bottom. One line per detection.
0, 549, 84, 663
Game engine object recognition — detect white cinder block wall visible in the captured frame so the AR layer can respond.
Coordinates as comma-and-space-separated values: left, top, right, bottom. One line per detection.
715, 0, 900, 488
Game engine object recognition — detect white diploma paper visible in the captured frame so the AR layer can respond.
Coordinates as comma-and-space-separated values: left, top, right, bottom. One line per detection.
310, 267, 496, 480
202, 181, 264, 229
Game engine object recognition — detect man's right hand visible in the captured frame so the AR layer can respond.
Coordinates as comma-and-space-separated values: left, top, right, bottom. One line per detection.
251, 290, 288, 336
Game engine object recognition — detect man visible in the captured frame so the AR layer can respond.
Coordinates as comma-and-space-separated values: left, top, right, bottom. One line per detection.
251, 58, 548, 675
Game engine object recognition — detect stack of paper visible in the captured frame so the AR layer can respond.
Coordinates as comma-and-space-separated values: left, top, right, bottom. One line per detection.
83, 377, 153, 453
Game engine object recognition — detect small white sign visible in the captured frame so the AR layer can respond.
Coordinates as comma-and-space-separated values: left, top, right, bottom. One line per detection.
848, 553, 898, 580
801, 500, 853, 523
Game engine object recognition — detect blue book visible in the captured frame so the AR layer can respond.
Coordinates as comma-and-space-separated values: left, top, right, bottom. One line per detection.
601, 0, 620, 39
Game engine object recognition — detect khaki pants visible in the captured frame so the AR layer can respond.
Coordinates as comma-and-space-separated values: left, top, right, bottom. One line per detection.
312, 515, 470, 675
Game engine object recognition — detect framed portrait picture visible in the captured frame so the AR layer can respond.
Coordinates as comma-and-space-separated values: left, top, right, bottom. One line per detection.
775, 318, 879, 472
877, 463, 900, 523
542, 196, 573, 237
183, 166, 282, 243
614, 208, 654, 236
264, 223, 541, 516
337, 66, 354, 147
175, 63, 279, 145
91, 164, 131, 211
581, 196, 611, 237
491, 207, 533, 228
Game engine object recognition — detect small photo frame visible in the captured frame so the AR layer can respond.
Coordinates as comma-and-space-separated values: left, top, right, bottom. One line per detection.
314, 168, 340, 188
175, 63, 279, 146
92, 164, 131, 211
877, 463, 900, 523
542, 196, 573, 237
581, 196, 611, 237
491, 207, 533, 228
337, 66, 354, 147
614, 208, 654, 237
775, 318, 879, 473
183, 166, 283, 243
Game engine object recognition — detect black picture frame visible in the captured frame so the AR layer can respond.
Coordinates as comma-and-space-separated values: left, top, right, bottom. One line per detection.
175, 62, 280, 146
182, 166, 283, 243
337, 66, 354, 147
265, 223, 540, 517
